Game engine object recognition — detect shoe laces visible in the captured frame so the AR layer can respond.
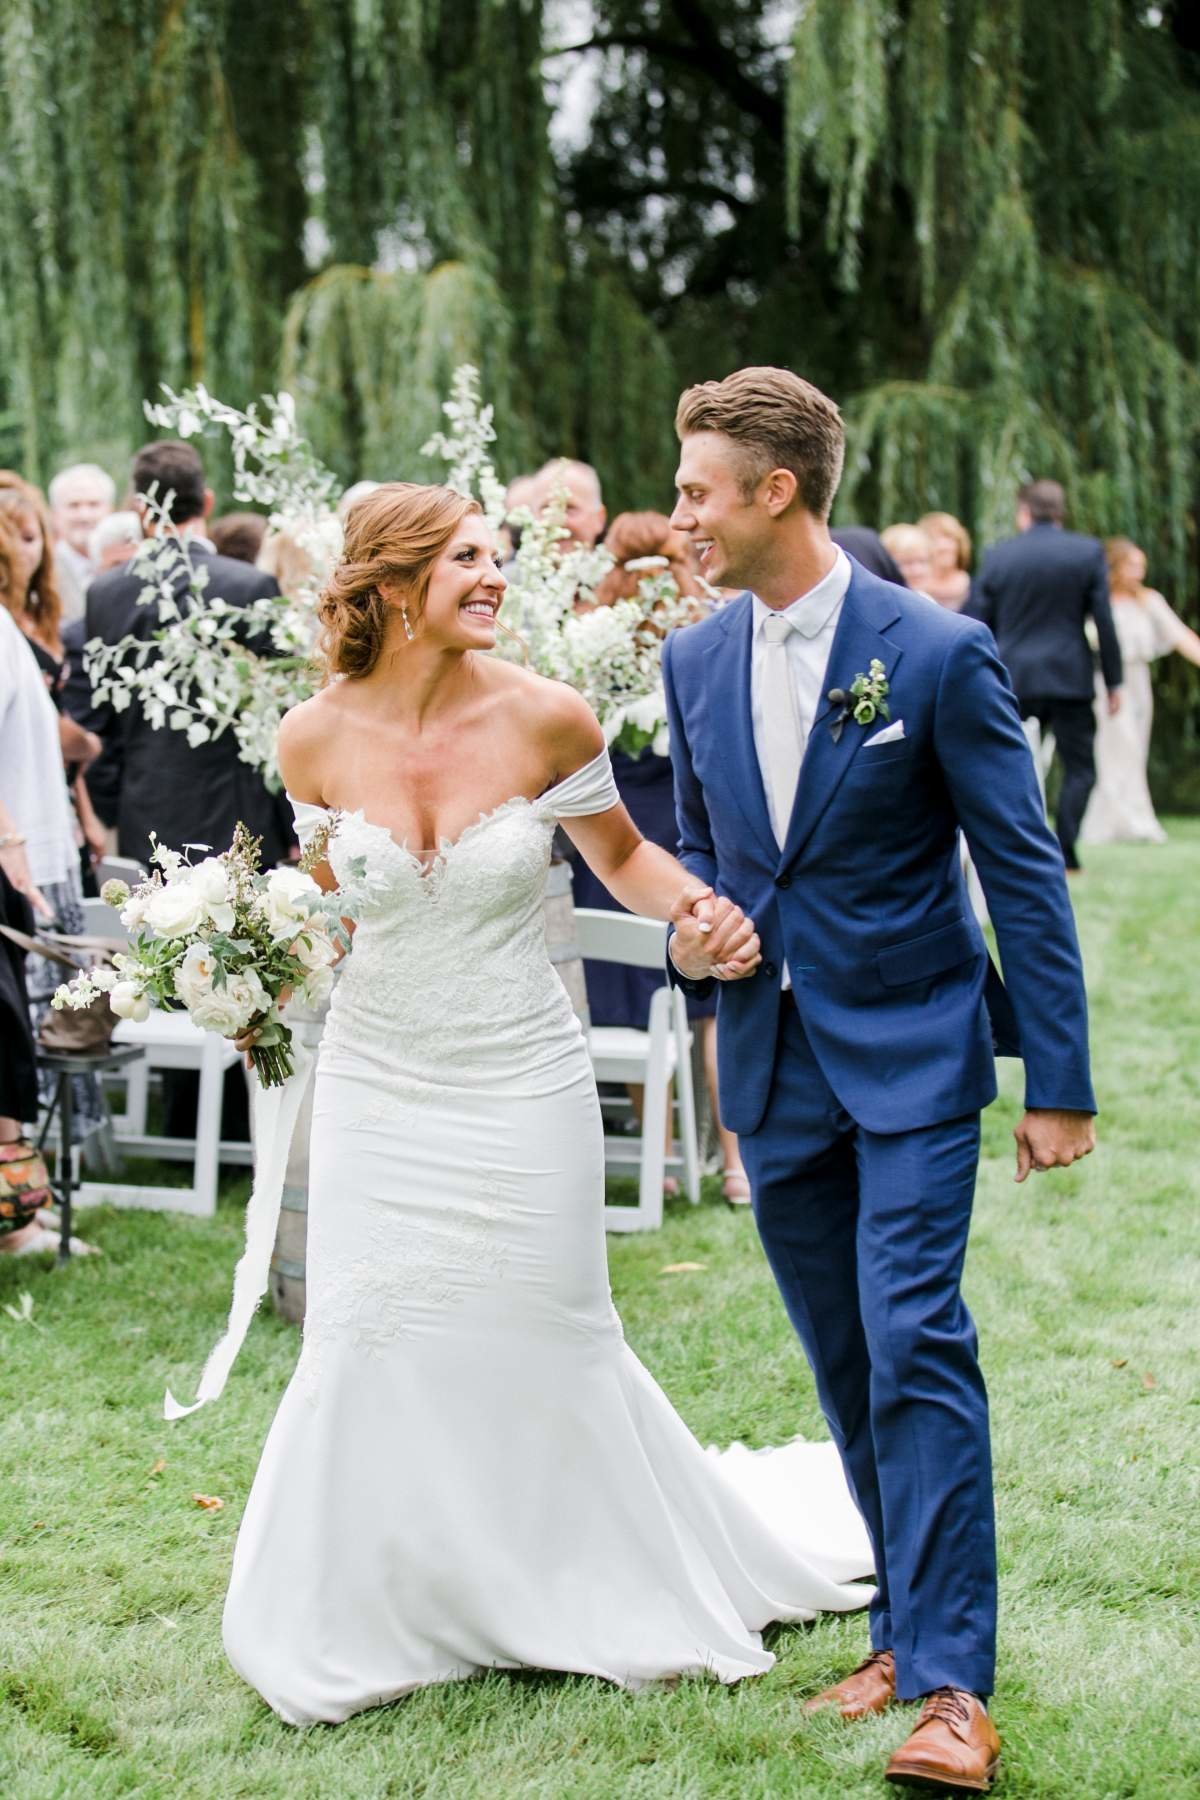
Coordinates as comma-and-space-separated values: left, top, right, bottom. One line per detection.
856, 1649, 894, 1675
919, 1687, 973, 1729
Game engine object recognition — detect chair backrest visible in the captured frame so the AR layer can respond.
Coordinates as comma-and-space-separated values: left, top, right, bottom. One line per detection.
80, 897, 129, 943
573, 907, 669, 972
95, 854, 146, 888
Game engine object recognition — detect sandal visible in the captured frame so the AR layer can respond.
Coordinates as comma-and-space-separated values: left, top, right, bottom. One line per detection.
722, 1168, 752, 1207
3, 1223, 100, 1257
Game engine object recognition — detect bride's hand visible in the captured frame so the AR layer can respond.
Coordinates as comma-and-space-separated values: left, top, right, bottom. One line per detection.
233, 992, 292, 1066
670, 892, 761, 982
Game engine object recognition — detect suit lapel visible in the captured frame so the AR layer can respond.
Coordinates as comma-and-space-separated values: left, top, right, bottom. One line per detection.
707, 596, 778, 866
778, 571, 904, 870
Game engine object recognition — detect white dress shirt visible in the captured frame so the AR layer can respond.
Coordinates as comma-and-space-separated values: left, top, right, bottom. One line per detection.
750, 547, 852, 828
750, 546, 851, 988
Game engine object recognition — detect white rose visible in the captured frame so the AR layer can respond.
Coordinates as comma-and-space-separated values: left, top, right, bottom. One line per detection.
187, 967, 271, 1036
120, 891, 151, 932
173, 943, 218, 1011
144, 881, 207, 939
288, 922, 336, 972
294, 964, 335, 1011
110, 981, 151, 1022
263, 866, 319, 941
189, 857, 236, 931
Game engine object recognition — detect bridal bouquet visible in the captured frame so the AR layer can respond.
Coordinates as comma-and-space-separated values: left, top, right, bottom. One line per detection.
50, 825, 357, 1088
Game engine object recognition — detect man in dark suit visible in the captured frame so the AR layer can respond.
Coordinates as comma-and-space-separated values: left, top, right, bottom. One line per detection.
86, 440, 293, 871
969, 480, 1123, 871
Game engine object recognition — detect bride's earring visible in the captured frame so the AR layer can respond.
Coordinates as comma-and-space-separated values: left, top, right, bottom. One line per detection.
401, 605, 414, 642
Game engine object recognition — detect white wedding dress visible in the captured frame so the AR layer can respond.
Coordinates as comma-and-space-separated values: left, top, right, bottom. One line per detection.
221, 748, 873, 1726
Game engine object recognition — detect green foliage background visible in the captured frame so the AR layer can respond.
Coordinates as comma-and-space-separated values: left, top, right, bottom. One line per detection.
1, 0, 1198, 795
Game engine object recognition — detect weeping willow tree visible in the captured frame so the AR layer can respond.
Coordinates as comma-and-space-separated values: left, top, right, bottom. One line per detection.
0, 0, 681, 505
2, 2, 1199, 787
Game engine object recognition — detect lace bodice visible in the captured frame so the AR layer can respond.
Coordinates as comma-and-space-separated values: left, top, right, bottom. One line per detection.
290, 748, 621, 1094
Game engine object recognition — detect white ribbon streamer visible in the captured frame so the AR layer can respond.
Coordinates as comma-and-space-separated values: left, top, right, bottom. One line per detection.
164, 1035, 314, 1419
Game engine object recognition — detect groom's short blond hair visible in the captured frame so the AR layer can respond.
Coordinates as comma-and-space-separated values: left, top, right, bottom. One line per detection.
675, 367, 845, 519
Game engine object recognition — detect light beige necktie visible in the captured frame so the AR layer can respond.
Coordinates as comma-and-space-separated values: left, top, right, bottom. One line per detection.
760, 612, 802, 846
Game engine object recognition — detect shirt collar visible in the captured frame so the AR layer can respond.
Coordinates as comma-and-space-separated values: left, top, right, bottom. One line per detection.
752, 547, 851, 640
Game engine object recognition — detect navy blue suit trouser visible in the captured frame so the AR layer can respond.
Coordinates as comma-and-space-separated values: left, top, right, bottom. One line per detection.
739, 996, 996, 1700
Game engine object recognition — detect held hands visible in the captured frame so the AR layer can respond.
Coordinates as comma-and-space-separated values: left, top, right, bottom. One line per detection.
669, 883, 761, 983
1013, 1108, 1096, 1183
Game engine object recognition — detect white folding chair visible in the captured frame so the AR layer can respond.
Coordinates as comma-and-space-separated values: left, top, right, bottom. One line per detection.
74, 897, 248, 1218
94, 854, 146, 888
573, 908, 701, 1233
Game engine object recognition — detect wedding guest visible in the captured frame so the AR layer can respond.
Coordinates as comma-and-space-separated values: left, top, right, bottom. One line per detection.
87, 510, 142, 573
970, 479, 1123, 872
0, 862, 55, 1255
571, 512, 748, 1203
526, 458, 607, 550
830, 526, 906, 585
499, 473, 538, 560
880, 523, 935, 593
47, 462, 115, 621
1082, 537, 1200, 845
211, 511, 268, 565
0, 529, 103, 1146
258, 525, 325, 600
338, 480, 381, 523
86, 439, 292, 869
0, 483, 105, 786
918, 511, 973, 610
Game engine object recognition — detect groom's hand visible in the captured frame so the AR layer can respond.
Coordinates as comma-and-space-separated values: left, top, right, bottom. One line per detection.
669, 888, 761, 982
1013, 1108, 1096, 1183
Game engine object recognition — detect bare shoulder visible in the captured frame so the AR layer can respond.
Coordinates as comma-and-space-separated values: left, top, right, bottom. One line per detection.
277, 687, 343, 800
484, 658, 604, 777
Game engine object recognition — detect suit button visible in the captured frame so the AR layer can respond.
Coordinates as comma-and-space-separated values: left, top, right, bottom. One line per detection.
775, 874, 791, 889
763, 961, 778, 979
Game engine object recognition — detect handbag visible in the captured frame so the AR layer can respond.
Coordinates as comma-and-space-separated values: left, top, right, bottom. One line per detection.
0, 925, 124, 1055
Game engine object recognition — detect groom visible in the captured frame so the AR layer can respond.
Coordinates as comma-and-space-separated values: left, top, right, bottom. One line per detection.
662, 368, 1096, 1793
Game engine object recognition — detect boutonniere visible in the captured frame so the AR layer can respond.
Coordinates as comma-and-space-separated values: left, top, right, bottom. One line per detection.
826, 659, 890, 744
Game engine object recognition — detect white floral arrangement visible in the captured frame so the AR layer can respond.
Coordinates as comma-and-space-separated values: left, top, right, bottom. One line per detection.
85, 366, 702, 781
424, 366, 700, 756
50, 825, 363, 1087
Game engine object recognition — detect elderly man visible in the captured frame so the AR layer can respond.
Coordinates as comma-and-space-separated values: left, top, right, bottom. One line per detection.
526, 458, 607, 550
48, 462, 116, 620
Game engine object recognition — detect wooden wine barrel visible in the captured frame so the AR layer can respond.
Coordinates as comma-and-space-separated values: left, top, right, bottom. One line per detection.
269, 864, 590, 1327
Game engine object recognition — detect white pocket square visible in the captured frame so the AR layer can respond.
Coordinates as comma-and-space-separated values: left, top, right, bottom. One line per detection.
863, 719, 905, 747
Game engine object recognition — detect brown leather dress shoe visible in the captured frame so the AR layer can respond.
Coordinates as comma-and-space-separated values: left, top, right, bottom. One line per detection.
884, 1688, 1000, 1793
802, 1648, 895, 1720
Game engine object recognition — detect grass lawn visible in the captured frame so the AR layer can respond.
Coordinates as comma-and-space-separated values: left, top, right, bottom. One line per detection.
2, 825, 1198, 1799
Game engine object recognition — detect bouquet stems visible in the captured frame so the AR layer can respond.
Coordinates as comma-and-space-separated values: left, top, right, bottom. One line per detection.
249, 1023, 296, 1089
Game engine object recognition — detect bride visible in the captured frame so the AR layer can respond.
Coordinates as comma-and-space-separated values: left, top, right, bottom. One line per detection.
221, 481, 873, 1725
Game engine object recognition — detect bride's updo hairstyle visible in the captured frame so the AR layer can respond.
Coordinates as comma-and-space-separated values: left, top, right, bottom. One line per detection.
317, 482, 481, 678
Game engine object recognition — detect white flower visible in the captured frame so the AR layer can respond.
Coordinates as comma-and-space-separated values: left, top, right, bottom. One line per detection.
288, 922, 336, 972
100, 879, 130, 909
110, 981, 151, 1022
189, 858, 236, 931
173, 942, 219, 1011
294, 964, 335, 1011
263, 866, 319, 940
144, 882, 207, 939
186, 967, 271, 1035
90, 966, 119, 993
120, 890, 152, 932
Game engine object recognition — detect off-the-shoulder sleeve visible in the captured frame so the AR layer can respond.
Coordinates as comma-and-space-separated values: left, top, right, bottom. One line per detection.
287, 793, 333, 851
534, 747, 620, 820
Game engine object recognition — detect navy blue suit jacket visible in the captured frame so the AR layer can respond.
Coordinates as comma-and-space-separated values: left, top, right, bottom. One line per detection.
968, 521, 1123, 702
661, 560, 1096, 1137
